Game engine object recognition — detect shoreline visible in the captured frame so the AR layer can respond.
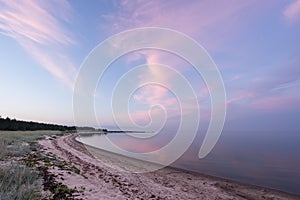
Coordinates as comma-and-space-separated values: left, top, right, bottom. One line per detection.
37, 133, 300, 199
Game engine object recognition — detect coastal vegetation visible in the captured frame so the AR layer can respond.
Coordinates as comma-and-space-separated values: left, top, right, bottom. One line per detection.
0, 116, 76, 131
0, 115, 103, 199
0, 131, 60, 199
0, 116, 104, 132
0, 130, 85, 199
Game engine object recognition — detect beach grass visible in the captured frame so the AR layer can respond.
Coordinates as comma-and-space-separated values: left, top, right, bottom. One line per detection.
0, 131, 64, 200
0, 163, 41, 200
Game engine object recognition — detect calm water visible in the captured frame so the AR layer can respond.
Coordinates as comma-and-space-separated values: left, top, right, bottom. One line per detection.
77, 130, 300, 195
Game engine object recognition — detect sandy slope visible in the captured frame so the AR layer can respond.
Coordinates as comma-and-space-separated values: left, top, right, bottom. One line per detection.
38, 134, 300, 200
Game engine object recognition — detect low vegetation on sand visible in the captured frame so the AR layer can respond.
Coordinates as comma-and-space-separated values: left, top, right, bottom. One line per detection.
0, 131, 65, 200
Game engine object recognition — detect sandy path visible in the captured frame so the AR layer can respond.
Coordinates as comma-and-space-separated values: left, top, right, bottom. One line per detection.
38, 134, 300, 200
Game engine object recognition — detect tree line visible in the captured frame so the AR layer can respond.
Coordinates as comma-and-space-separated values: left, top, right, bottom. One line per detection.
0, 116, 77, 131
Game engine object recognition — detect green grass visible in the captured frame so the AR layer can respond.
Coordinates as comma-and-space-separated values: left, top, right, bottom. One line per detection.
0, 163, 41, 200
0, 131, 61, 160
0, 131, 65, 200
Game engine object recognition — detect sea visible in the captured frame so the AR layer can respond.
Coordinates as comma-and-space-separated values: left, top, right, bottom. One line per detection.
76, 130, 300, 195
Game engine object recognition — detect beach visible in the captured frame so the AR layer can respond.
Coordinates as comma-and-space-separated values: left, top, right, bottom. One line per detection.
36, 133, 300, 200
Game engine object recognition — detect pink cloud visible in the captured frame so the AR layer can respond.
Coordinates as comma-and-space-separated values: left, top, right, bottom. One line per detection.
130, 52, 181, 118
101, 0, 260, 119
197, 87, 209, 100
227, 92, 256, 105
284, 0, 300, 22
102, 1, 262, 123
129, 110, 151, 125
103, 0, 257, 51
0, 0, 76, 88
0, 0, 74, 45
130, 84, 181, 126
133, 85, 177, 106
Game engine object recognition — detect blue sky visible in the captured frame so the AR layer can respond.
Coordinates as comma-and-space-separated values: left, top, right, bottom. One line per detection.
0, 0, 300, 131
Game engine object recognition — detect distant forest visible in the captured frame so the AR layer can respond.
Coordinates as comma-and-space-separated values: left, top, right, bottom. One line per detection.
0, 116, 97, 131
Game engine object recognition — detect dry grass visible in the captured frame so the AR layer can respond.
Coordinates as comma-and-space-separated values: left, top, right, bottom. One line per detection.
0, 131, 64, 200
0, 163, 41, 200
0, 131, 61, 159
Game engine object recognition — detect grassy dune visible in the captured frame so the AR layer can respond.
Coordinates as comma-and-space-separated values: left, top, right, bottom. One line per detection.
0, 131, 63, 200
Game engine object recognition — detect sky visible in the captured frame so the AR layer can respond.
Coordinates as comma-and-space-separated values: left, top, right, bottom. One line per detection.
0, 0, 300, 132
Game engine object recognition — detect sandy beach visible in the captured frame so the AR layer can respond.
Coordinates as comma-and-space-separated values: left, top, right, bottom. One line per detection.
37, 134, 300, 200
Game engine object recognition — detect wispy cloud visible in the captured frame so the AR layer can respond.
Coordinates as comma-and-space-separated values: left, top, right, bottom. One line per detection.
284, 0, 300, 22
226, 92, 255, 105
100, 0, 300, 128
227, 59, 300, 110
250, 96, 300, 110
103, 0, 256, 51
133, 85, 177, 108
102, 0, 252, 122
0, 0, 76, 88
